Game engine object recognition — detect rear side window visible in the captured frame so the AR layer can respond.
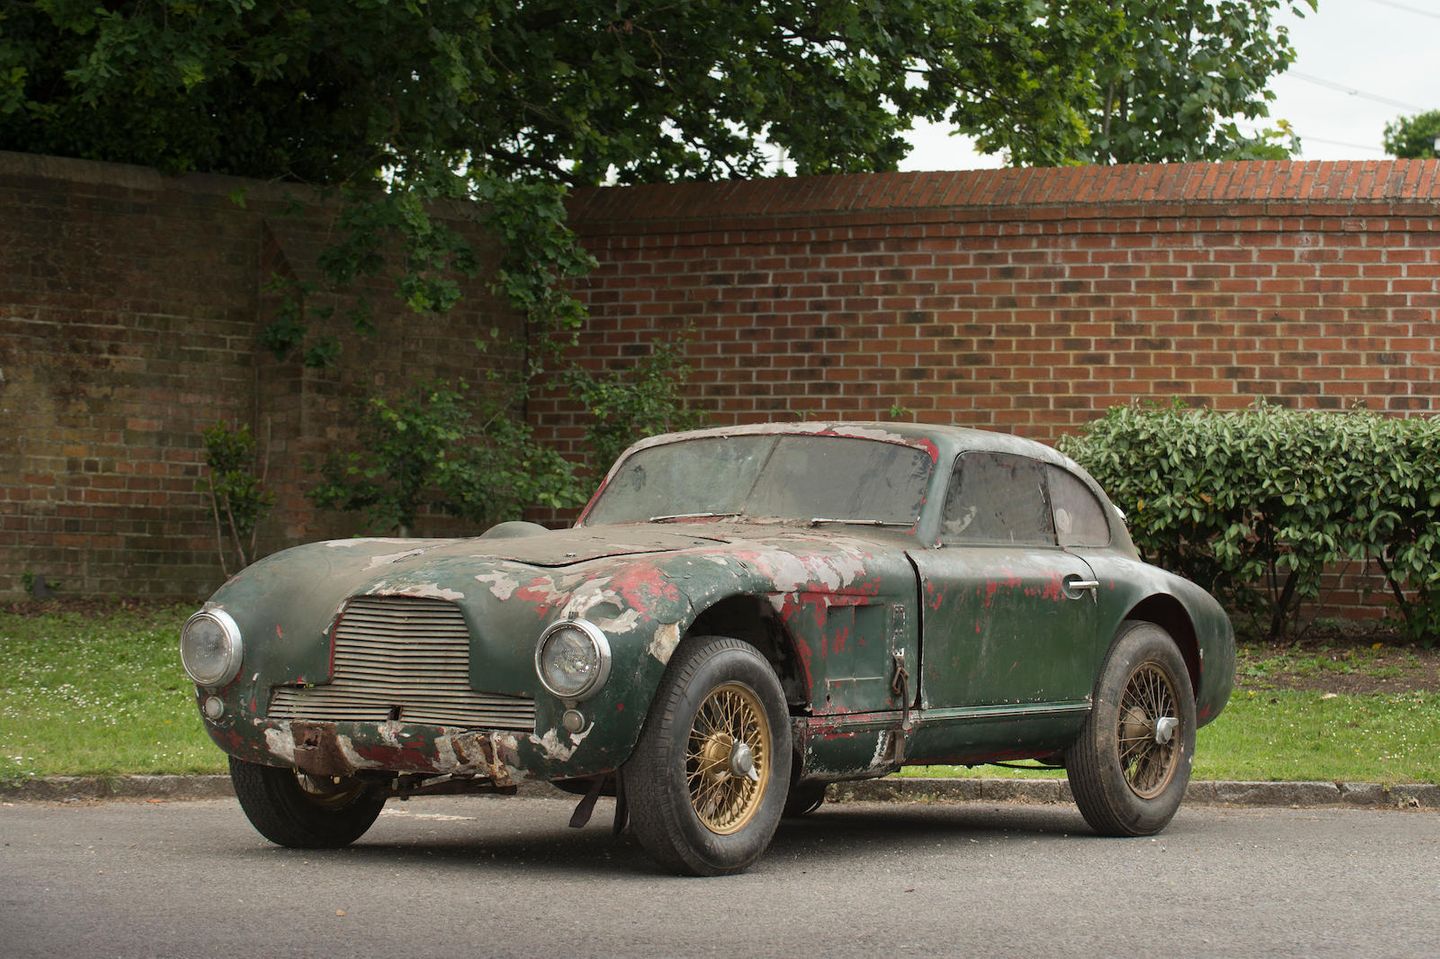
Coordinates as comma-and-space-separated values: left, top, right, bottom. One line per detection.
942, 452, 1054, 546
1047, 466, 1111, 547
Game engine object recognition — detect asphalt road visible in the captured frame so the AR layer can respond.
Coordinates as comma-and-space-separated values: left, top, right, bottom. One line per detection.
2, 796, 1437, 959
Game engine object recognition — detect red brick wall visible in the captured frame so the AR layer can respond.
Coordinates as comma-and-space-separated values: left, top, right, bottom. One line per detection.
1, 152, 518, 600
549, 160, 1440, 453
5, 154, 1439, 602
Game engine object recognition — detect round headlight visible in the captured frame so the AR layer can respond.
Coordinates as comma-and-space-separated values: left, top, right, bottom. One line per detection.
180, 608, 243, 688
535, 620, 611, 701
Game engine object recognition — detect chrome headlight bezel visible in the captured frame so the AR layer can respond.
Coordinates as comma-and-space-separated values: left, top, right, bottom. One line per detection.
179, 608, 244, 689
534, 619, 612, 702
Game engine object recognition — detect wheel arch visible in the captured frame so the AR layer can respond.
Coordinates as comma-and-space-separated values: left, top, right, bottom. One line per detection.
686, 594, 809, 709
1123, 594, 1201, 697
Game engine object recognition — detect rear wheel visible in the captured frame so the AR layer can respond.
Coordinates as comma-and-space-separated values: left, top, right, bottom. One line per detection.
1065, 621, 1196, 837
623, 636, 791, 875
229, 756, 386, 848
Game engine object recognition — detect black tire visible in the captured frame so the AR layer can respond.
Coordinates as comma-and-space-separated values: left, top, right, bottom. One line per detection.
229, 756, 386, 849
782, 780, 827, 818
1065, 620, 1197, 837
622, 636, 792, 876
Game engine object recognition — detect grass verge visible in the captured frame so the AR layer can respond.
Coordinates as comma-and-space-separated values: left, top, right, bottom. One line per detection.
0, 605, 222, 781
3, 605, 1437, 784
903, 688, 1440, 785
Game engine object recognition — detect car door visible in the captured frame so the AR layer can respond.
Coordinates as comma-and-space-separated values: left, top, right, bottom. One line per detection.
907, 451, 1099, 709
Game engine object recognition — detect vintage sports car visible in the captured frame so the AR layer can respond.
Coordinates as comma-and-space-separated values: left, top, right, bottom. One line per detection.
181, 422, 1233, 875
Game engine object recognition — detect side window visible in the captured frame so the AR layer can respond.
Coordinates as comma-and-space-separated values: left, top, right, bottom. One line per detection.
1047, 466, 1112, 547
942, 452, 1055, 546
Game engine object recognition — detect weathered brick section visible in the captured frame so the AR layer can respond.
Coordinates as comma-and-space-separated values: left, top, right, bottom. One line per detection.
552, 160, 1440, 444
1, 152, 517, 600
5, 154, 1439, 603
542, 160, 1440, 618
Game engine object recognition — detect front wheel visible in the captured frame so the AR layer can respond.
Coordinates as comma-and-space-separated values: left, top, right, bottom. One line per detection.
1065, 621, 1196, 837
622, 636, 792, 875
229, 756, 386, 848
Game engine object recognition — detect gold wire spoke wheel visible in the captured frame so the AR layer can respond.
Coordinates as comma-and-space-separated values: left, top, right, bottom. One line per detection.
1116, 662, 1181, 800
684, 681, 772, 835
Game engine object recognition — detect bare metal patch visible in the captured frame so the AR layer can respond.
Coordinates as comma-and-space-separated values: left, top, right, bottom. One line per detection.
647, 622, 682, 664
868, 731, 890, 769
366, 581, 465, 602
263, 727, 297, 764
365, 548, 428, 570
475, 570, 520, 600
528, 723, 594, 763
336, 735, 382, 770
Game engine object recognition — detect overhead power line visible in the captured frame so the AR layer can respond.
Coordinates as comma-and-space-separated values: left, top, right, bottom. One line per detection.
1362, 0, 1440, 22
1300, 135, 1387, 154
1286, 70, 1428, 114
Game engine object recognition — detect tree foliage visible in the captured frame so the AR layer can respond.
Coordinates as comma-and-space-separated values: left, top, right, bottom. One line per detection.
202, 421, 274, 574
2, 1, 1113, 184
1383, 110, 1440, 159
566, 339, 706, 472
3, 2, 1318, 537
306, 381, 583, 536
1028, 0, 1315, 165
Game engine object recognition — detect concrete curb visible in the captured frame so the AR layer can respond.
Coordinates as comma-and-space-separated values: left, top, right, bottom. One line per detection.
3, 775, 1437, 809
834, 777, 1440, 810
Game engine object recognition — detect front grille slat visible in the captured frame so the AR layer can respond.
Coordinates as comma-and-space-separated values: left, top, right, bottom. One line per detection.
266, 596, 534, 730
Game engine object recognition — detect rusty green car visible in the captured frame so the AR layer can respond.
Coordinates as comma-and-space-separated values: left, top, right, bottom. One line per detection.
181, 422, 1233, 875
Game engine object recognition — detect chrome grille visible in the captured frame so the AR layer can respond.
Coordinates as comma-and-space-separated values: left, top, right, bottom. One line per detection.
267, 596, 534, 730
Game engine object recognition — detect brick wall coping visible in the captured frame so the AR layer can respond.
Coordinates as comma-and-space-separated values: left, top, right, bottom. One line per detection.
568, 159, 1440, 235
0, 149, 315, 205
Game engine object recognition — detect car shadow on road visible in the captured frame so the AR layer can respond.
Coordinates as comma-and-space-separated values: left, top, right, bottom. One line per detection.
222, 798, 1104, 877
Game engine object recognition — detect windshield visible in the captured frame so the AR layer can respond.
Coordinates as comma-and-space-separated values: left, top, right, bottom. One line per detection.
584, 434, 933, 527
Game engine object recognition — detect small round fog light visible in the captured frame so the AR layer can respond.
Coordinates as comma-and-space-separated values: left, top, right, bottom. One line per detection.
562, 708, 586, 733
203, 696, 225, 721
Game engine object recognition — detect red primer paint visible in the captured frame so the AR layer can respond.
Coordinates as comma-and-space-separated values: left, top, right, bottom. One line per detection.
611, 563, 682, 609
791, 636, 814, 691
983, 574, 1022, 609
275, 624, 283, 638
1040, 573, 1065, 602
515, 578, 560, 616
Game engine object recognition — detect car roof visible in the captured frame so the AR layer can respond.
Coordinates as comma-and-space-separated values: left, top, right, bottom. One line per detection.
623, 421, 1076, 470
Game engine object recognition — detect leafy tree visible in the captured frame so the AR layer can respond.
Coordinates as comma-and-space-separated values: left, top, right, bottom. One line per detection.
566, 340, 706, 472
1383, 110, 1440, 159
2, 2, 1317, 535
202, 422, 274, 574
1023, 0, 1317, 165
307, 382, 582, 536
1, 2, 1111, 186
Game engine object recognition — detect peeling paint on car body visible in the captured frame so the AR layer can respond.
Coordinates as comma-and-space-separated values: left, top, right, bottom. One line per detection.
187, 421, 1233, 819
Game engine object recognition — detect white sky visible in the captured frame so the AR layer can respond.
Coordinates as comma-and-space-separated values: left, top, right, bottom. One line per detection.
899, 0, 1440, 170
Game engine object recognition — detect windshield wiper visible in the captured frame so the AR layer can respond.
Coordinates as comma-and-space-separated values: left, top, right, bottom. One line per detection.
648, 511, 742, 523
808, 517, 913, 528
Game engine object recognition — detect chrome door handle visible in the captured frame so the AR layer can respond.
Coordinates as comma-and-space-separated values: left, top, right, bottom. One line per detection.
1063, 576, 1100, 601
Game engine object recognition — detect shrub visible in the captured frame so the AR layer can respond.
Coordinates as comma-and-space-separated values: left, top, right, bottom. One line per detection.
307, 381, 585, 536
202, 421, 274, 575
1058, 404, 1440, 644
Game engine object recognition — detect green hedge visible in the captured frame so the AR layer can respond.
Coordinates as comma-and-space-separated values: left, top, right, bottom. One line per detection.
1057, 404, 1440, 644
